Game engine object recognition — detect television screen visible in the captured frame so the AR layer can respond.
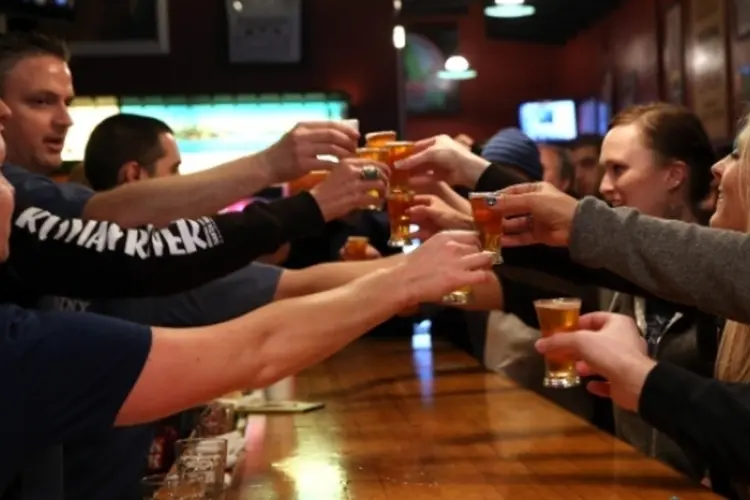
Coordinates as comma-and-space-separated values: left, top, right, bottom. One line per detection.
519, 100, 577, 142
120, 94, 349, 175
63, 96, 120, 163
578, 98, 611, 136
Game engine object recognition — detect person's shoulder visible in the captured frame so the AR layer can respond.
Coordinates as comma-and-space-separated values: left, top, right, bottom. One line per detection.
2, 163, 95, 218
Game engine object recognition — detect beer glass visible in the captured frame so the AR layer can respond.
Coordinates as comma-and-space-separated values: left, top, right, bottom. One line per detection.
343, 236, 370, 260
387, 191, 414, 247
356, 147, 387, 209
365, 130, 397, 148
469, 192, 503, 265
384, 141, 415, 193
533, 298, 582, 388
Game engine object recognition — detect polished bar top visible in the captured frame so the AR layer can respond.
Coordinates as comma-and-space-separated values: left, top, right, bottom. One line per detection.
227, 339, 718, 499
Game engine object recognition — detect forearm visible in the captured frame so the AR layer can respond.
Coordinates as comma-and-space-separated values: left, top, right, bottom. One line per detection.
10, 194, 325, 299
571, 197, 750, 323
434, 182, 471, 215
639, 362, 750, 483
116, 267, 411, 425
473, 162, 527, 191
83, 155, 273, 228
274, 253, 406, 299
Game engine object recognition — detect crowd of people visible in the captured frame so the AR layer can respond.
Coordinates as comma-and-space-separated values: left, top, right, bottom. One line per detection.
0, 28, 749, 500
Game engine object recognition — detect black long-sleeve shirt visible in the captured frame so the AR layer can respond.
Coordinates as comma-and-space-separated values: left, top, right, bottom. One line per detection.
0, 193, 325, 304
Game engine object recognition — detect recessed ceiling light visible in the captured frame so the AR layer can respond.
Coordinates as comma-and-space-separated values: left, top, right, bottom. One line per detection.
485, 0, 536, 18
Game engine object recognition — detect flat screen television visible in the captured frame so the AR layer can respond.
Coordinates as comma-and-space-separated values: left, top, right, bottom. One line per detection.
518, 100, 577, 142
63, 96, 120, 163
120, 93, 349, 175
578, 98, 611, 136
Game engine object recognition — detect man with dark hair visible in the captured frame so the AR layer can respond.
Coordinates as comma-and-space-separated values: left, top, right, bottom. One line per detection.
83, 114, 176, 191
0, 31, 361, 229
568, 134, 603, 198
538, 144, 575, 195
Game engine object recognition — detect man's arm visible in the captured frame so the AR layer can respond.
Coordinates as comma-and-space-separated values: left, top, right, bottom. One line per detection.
7, 193, 326, 299
83, 155, 274, 228
273, 253, 406, 299
95, 263, 285, 327
117, 266, 415, 425
639, 362, 750, 484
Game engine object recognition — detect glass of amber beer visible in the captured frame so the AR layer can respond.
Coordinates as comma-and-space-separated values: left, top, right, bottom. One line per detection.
469, 192, 503, 265
344, 236, 370, 260
365, 130, 397, 148
533, 297, 582, 388
356, 147, 387, 209
384, 141, 415, 193
387, 191, 414, 247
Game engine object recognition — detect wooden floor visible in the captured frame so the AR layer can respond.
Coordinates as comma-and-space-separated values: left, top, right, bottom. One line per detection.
226, 339, 718, 499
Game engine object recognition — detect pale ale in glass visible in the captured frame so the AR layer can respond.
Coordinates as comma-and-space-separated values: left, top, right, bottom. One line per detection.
365, 130, 397, 148
384, 141, 415, 193
533, 298, 582, 388
344, 236, 370, 260
356, 147, 387, 209
386, 191, 413, 247
469, 192, 502, 265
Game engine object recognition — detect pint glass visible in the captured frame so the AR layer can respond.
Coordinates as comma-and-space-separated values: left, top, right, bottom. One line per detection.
533, 298, 582, 388
469, 192, 503, 265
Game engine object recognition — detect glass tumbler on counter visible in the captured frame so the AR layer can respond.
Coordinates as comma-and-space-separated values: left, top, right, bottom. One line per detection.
174, 438, 228, 499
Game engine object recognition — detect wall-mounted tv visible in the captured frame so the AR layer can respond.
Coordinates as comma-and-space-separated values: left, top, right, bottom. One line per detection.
578, 98, 611, 137
119, 93, 349, 175
63, 96, 120, 163
518, 100, 577, 142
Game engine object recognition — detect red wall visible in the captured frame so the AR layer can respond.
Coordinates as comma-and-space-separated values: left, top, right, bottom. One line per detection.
404, 2, 563, 141
560, 0, 661, 106
70, 0, 400, 134
68, 0, 736, 145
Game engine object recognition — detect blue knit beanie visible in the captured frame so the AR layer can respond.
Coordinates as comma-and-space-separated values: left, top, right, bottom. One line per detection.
480, 127, 543, 181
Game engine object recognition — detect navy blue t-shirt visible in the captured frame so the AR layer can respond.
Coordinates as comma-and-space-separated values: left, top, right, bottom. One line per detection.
2, 164, 93, 218
0, 305, 151, 499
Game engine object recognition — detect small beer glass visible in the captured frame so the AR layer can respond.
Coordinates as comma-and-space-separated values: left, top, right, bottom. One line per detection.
469, 192, 503, 265
533, 297, 582, 388
365, 130, 397, 148
386, 191, 414, 247
384, 141, 415, 194
356, 147, 387, 209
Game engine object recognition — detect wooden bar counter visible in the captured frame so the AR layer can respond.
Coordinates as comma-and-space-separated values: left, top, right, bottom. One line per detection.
226, 339, 718, 499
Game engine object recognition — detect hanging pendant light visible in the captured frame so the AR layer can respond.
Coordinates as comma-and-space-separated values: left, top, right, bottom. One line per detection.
485, 0, 536, 18
437, 55, 477, 80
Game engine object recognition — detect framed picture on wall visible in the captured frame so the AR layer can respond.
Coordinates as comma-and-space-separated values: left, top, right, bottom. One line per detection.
736, 0, 750, 38
662, 2, 685, 104
226, 0, 302, 64
402, 23, 461, 115
38, 0, 170, 56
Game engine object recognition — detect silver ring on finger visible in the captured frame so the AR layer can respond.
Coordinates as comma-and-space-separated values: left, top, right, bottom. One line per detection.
360, 165, 380, 181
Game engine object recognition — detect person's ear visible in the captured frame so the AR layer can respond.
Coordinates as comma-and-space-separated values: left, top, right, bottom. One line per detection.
118, 161, 143, 185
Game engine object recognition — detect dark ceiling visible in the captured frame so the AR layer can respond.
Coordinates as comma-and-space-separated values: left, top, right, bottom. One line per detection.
400, 0, 623, 45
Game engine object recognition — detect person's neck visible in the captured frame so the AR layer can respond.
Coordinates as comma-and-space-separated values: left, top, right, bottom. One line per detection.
662, 202, 698, 224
